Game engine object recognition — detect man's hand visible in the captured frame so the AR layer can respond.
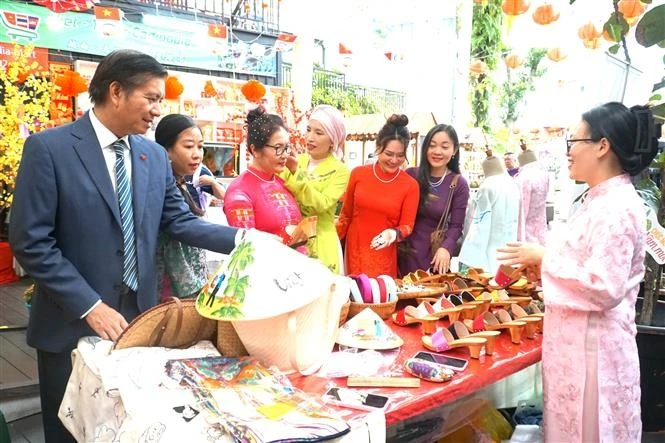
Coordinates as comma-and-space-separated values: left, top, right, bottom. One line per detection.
85, 302, 129, 341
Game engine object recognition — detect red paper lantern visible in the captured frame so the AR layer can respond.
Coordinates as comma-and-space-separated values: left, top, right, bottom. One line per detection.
241, 79, 266, 103
164, 75, 184, 100
55, 69, 88, 96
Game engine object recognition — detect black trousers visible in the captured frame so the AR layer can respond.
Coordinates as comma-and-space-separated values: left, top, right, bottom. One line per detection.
37, 286, 139, 443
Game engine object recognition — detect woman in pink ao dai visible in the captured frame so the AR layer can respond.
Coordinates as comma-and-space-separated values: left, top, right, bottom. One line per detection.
497, 102, 661, 442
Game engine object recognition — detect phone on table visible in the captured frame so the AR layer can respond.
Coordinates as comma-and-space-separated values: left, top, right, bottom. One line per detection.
412, 351, 469, 372
323, 387, 390, 412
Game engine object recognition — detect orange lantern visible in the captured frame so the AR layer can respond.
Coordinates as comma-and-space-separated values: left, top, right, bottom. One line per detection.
164, 75, 184, 100
532, 3, 559, 25
203, 80, 218, 98
577, 22, 602, 40
502, 0, 530, 16
618, 0, 646, 19
244, 3, 251, 13
55, 69, 88, 96
241, 79, 266, 103
469, 60, 488, 75
504, 54, 522, 69
546, 47, 567, 62
583, 38, 602, 50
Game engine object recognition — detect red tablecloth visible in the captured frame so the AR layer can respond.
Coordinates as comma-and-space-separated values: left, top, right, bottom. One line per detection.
290, 320, 542, 426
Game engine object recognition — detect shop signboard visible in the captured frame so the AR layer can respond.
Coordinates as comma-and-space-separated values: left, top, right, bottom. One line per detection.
0, 1, 277, 77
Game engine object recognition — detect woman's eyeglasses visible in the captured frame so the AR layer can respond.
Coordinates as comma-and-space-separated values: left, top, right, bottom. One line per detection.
565, 138, 596, 153
265, 144, 292, 156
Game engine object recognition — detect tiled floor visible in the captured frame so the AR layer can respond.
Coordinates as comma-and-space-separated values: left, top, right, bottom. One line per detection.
7, 414, 44, 443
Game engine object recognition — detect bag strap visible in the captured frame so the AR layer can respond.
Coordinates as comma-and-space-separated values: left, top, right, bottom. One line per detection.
148, 297, 184, 347
433, 174, 460, 234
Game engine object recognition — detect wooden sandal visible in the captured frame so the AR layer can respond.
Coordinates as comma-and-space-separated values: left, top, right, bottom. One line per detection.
448, 321, 501, 356
509, 304, 544, 335
467, 310, 526, 344
448, 294, 481, 320
392, 302, 438, 334
422, 328, 487, 359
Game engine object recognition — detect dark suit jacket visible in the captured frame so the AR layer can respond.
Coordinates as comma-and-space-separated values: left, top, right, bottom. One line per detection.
9, 113, 237, 353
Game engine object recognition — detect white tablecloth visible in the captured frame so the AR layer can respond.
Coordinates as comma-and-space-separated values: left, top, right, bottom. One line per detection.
59, 338, 384, 442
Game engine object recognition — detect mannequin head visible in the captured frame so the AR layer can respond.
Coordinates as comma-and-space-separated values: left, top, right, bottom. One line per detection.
482, 156, 505, 177
518, 139, 538, 165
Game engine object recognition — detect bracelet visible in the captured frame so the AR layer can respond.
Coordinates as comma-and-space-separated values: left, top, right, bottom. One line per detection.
369, 278, 381, 304
354, 274, 373, 304
375, 277, 388, 303
348, 277, 363, 303
376, 275, 396, 302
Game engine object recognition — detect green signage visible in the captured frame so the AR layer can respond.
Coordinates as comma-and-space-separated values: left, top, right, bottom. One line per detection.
0, 1, 276, 76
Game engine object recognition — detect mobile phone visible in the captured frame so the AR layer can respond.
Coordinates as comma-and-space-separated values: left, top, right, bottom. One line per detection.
323, 387, 390, 411
413, 351, 468, 372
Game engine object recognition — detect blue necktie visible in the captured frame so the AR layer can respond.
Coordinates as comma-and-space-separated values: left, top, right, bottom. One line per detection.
113, 140, 138, 292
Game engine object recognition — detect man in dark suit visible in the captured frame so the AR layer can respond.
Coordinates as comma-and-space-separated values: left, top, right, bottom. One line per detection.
9, 50, 239, 442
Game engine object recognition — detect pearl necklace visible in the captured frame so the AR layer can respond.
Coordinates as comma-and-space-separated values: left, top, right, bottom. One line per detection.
373, 162, 400, 184
247, 167, 275, 183
429, 170, 448, 188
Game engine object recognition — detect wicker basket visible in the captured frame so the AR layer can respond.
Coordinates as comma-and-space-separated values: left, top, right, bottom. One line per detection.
216, 321, 249, 357
347, 300, 397, 320
338, 301, 351, 326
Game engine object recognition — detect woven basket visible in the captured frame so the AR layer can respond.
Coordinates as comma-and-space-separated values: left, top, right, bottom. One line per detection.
338, 301, 351, 326
347, 300, 397, 320
216, 321, 249, 357
114, 298, 216, 350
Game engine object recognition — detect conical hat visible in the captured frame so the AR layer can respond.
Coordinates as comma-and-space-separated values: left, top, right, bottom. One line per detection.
336, 308, 403, 350
196, 229, 335, 321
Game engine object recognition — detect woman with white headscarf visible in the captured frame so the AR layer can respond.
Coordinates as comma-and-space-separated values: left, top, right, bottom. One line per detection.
281, 105, 350, 273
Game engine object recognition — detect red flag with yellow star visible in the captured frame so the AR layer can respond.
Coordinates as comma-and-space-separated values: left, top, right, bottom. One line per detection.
94, 6, 122, 38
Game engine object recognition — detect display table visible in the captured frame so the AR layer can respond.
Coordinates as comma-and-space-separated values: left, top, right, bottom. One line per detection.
292, 321, 542, 427
59, 319, 541, 442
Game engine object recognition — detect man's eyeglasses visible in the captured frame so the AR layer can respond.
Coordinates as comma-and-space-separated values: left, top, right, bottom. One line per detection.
565, 138, 596, 153
265, 144, 292, 156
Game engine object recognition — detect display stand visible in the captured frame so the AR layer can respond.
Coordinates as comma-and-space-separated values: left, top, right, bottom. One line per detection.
61, 317, 542, 442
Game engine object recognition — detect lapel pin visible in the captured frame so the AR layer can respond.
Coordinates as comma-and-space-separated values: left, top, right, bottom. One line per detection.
140, 153, 147, 161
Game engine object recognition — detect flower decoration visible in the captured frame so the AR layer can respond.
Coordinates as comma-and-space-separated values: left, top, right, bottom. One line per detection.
54, 69, 88, 96
1, 43, 52, 212
241, 79, 266, 103
164, 75, 184, 100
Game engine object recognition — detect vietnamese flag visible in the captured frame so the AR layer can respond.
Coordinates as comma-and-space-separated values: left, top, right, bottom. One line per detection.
338, 43, 352, 54
274, 33, 297, 52
94, 6, 122, 37
208, 23, 228, 54
208, 23, 228, 39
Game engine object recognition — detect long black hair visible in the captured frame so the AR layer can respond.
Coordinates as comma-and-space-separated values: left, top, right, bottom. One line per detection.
154, 114, 205, 217
416, 124, 461, 207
